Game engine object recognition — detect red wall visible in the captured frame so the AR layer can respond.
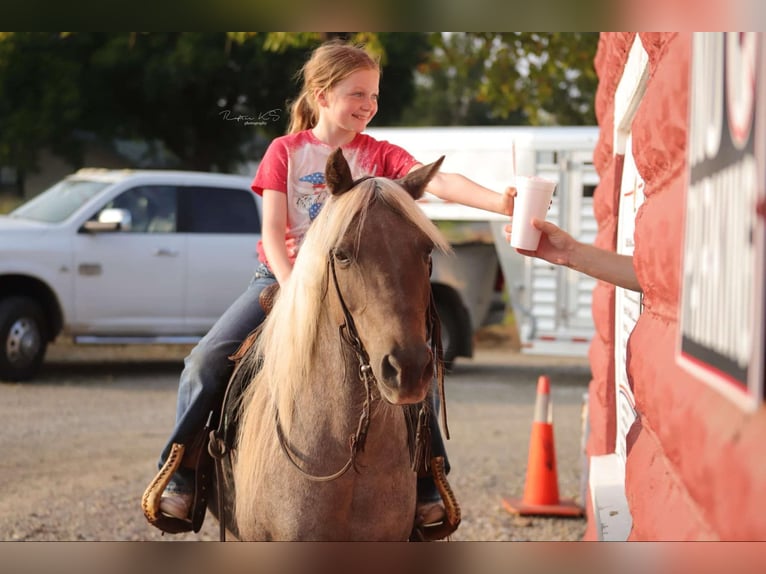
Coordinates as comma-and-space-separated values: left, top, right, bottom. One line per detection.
588, 32, 766, 540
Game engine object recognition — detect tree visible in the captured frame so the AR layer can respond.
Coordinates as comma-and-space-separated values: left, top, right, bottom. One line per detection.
399, 32, 522, 126
478, 32, 599, 125
374, 33, 432, 126
79, 32, 310, 171
402, 32, 599, 126
0, 33, 89, 195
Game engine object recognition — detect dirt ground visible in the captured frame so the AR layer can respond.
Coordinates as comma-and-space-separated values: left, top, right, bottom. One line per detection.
0, 326, 592, 542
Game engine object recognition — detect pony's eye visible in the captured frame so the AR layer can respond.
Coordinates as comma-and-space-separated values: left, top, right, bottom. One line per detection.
333, 248, 352, 266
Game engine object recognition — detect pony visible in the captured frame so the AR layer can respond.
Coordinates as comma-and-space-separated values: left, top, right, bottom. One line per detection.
211, 148, 453, 541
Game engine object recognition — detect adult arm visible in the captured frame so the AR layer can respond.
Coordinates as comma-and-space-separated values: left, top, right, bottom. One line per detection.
507, 218, 641, 292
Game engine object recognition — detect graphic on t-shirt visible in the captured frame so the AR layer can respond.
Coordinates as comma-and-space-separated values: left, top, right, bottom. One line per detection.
298, 171, 326, 220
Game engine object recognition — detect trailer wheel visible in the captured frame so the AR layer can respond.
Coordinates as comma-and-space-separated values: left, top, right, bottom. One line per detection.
0, 296, 48, 382
435, 299, 459, 371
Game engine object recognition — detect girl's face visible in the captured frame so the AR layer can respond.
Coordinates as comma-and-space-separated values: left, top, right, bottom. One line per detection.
318, 68, 379, 134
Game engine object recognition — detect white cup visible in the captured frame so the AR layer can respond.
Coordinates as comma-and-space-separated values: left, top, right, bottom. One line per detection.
509, 176, 557, 250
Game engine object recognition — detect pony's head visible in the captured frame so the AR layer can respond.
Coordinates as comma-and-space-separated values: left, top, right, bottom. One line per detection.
320, 148, 450, 404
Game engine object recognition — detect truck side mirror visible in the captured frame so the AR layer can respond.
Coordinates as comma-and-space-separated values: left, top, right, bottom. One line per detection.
80, 208, 133, 233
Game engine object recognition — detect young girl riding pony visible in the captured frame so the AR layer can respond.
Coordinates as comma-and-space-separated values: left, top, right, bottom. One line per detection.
151, 39, 515, 534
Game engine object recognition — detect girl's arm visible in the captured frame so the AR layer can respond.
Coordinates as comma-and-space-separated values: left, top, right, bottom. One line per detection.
261, 189, 293, 285
410, 165, 515, 216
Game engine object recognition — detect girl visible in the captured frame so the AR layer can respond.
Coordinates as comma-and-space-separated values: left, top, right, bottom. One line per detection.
154, 39, 514, 531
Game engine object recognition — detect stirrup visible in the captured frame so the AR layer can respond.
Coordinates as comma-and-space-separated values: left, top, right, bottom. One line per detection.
142, 443, 195, 534
141, 439, 212, 535
410, 456, 461, 541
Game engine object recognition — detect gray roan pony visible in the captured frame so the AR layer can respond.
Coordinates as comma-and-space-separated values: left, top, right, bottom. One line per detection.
210, 148, 454, 541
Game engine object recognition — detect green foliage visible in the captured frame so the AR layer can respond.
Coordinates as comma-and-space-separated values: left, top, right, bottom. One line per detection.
400, 32, 517, 126
0, 192, 23, 214
78, 32, 310, 171
374, 33, 431, 126
0, 33, 87, 174
404, 32, 598, 126
476, 32, 599, 125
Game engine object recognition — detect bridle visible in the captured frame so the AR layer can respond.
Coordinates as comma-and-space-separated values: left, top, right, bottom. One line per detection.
274, 248, 444, 482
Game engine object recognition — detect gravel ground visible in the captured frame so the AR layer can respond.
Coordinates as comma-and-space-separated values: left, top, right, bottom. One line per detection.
0, 337, 591, 542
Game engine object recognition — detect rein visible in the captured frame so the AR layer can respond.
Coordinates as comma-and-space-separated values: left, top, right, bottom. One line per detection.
274, 250, 430, 482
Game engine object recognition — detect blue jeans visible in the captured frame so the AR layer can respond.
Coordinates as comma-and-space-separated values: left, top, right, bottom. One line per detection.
158, 263, 276, 493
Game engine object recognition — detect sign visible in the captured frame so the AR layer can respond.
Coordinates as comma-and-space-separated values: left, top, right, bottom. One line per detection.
678, 33, 765, 409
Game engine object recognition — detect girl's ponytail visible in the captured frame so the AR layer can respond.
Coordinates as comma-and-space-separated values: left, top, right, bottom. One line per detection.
287, 92, 317, 134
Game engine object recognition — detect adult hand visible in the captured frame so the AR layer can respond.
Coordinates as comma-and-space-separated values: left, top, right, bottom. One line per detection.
503, 218, 576, 267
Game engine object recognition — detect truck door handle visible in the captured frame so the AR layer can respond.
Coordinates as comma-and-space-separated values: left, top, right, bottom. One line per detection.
78, 263, 102, 276
153, 248, 179, 257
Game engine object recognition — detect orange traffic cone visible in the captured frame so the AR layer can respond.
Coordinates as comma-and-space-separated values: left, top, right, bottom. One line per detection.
502, 375, 583, 517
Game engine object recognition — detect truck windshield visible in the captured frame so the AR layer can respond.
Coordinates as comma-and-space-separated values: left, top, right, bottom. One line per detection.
10, 179, 110, 223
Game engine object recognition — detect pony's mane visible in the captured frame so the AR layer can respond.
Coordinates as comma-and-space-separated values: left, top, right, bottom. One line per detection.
239, 177, 451, 433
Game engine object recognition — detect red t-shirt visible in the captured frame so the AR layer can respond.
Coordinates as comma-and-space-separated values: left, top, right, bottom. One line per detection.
251, 130, 418, 266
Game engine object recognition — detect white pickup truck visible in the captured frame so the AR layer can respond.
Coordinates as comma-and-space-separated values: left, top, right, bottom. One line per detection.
0, 169, 264, 381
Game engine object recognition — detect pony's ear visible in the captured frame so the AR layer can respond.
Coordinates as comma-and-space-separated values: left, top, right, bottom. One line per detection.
325, 148, 355, 196
395, 156, 445, 200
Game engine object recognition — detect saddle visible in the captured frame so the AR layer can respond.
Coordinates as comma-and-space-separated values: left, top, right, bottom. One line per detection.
141, 283, 460, 541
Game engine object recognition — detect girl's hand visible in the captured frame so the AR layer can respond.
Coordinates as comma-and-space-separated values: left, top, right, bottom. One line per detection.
501, 186, 516, 216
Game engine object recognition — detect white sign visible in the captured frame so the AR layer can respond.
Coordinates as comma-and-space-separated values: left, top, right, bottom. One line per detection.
678, 33, 765, 410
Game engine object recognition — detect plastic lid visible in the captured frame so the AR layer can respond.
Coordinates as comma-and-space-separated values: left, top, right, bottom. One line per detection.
515, 175, 556, 193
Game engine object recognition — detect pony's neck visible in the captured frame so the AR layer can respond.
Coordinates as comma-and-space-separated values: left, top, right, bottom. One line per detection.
291, 311, 394, 451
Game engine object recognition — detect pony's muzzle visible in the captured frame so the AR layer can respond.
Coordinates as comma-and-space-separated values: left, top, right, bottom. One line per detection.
379, 345, 434, 404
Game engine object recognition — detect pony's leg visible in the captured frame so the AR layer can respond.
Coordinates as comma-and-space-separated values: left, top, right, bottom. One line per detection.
154, 265, 276, 517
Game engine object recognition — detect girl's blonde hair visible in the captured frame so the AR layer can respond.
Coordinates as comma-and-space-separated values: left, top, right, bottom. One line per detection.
287, 40, 380, 134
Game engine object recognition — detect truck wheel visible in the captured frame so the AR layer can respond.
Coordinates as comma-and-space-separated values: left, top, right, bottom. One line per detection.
0, 297, 48, 382
435, 299, 459, 371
